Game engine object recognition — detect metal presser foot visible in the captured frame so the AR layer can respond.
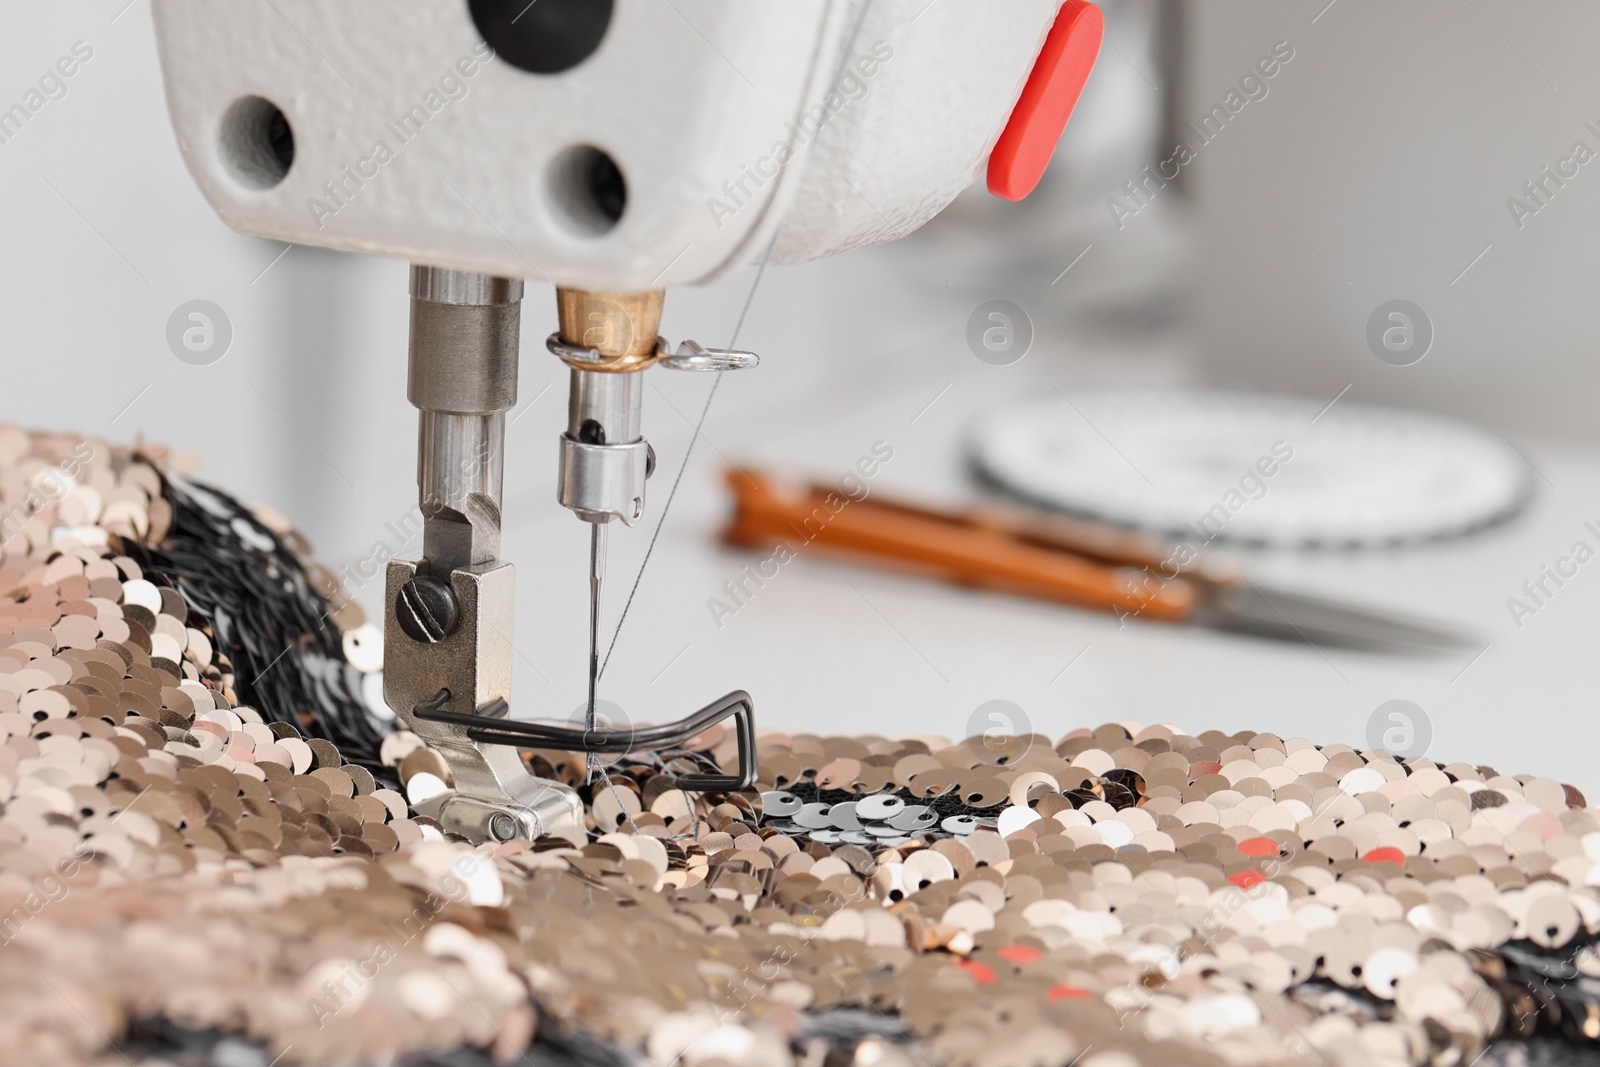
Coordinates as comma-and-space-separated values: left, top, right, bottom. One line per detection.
384, 270, 760, 844
383, 266, 583, 842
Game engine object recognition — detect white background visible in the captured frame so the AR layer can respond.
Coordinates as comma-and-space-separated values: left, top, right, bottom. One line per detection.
1, 2, 1596, 792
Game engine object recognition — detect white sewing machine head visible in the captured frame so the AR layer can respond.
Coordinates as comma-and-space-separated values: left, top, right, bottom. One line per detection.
151, 0, 1100, 290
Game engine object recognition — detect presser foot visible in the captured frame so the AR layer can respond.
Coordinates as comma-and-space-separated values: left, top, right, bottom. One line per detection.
383, 557, 582, 843
410, 685, 759, 794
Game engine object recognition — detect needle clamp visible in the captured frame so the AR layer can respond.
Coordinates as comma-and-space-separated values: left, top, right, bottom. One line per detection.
557, 436, 648, 526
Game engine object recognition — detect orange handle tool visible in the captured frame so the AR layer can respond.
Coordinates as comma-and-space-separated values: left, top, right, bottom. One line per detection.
721, 470, 1197, 622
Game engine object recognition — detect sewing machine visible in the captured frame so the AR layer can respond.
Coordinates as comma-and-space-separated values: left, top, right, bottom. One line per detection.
147, 0, 1102, 841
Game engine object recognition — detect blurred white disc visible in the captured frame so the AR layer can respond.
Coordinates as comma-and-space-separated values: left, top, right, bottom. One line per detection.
363, 670, 394, 721
968, 388, 1531, 546
342, 623, 383, 673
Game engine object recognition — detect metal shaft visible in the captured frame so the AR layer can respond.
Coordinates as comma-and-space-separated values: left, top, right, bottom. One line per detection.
408, 266, 522, 575
419, 412, 504, 520
553, 290, 660, 529
551, 290, 664, 718
567, 366, 645, 443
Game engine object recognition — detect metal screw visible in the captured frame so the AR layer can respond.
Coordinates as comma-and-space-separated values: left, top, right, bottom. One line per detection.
488, 812, 519, 841
396, 574, 459, 643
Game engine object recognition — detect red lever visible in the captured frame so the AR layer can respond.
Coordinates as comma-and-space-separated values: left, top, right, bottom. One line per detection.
986, 0, 1104, 201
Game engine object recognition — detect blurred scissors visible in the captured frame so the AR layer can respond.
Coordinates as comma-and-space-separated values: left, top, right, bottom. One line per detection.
722, 469, 1474, 653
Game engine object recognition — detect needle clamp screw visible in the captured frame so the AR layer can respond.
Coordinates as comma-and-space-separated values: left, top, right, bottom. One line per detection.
396, 574, 460, 644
